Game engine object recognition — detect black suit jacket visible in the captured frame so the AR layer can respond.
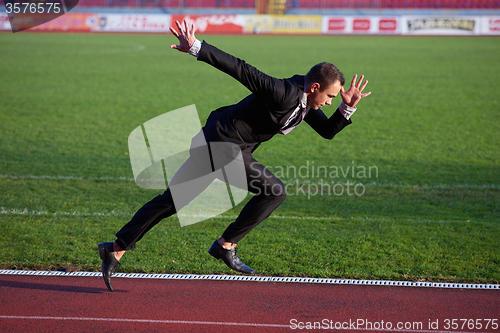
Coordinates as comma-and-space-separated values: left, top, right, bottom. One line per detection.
197, 41, 352, 149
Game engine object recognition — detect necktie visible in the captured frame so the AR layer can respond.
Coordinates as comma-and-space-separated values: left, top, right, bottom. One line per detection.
279, 107, 306, 135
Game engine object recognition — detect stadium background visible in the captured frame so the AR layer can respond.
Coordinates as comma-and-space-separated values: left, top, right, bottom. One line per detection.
0, 0, 499, 283
1, 0, 499, 34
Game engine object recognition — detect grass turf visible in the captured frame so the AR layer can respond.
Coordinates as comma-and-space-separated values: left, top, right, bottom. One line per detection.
0, 33, 498, 283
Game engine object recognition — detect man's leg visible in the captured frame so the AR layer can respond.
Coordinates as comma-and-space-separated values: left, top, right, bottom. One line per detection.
99, 151, 215, 291
208, 153, 287, 274
223, 155, 287, 243
97, 189, 177, 292
114, 189, 177, 251
116, 149, 216, 251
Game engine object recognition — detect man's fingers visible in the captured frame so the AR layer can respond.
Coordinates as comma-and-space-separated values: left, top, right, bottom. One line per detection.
350, 74, 357, 88
176, 20, 183, 31
360, 80, 369, 92
169, 26, 179, 37
356, 75, 365, 89
186, 22, 193, 36
361, 92, 371, 98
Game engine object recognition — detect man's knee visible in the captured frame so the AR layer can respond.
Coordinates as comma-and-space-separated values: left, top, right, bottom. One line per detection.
268, 180, 287, 202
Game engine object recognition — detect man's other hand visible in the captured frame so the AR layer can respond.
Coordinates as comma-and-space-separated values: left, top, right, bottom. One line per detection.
170, 19, 197, 53
340, 74, 371, 108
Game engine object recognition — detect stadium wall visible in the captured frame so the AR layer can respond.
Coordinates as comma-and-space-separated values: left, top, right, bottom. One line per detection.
1, 11, 499, 34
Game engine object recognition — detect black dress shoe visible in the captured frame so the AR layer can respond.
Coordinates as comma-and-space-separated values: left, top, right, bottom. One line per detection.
208, 240, 255, 274
98, 242, 119, 292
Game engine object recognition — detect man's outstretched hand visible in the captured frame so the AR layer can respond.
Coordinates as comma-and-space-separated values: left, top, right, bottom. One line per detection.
340, 74, 371, 108
170, 19, 197, 53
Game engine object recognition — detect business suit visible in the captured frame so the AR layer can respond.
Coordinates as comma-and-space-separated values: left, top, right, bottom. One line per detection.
114, 41, 352, 253
199, 41, 352, 144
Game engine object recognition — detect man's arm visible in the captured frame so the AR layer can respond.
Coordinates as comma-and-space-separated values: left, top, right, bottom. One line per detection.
305, 107, 352, 140
169, 20, 292, 108
307, 74, 371, 139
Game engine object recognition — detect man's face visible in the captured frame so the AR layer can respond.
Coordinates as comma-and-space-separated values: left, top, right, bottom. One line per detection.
307, 81, 342, 110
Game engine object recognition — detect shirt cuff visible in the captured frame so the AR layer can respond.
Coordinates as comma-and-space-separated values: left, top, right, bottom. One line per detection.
338, 101, 357, 120
188, 39, 202, 57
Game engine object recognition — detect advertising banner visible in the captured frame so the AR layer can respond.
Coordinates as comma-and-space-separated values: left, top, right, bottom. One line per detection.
268, 15, 322, 34
1, 12, 496, 36
481, 16, 500, 35
322, 16, 399, 34
246, 15, 322, 34
245, 15, 272, 34
0, 13, 10, 30
378, 18, 399, 33
95, 14, 170, 33
170, 15, 245, 34
0, 12, 98, 32
401, 16, 480, 35
28, 12, 98, 32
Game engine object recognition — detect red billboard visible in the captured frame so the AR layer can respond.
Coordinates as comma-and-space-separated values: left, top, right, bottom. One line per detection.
379, 18, 397, 32
171, 15, 245, 34
488, 18, 500, 31
353, 18, 370, 32
328, 18, 346, 32
28, 13, 98, 32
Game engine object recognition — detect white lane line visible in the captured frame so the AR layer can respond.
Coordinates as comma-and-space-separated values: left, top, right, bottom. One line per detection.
0, 207, 131, 218
0, 315, 287, 328
0, 206, 478, 224
1, 174, 497, 190
1, 270, 498, 290
0, 316, 491, 333
0, 174, 134, 181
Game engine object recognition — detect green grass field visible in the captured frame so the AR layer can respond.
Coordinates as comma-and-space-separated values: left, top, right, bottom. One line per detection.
0, 33, 498, 283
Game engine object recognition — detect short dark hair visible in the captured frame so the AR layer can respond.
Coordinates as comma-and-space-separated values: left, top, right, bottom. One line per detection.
305, 62, 345, 91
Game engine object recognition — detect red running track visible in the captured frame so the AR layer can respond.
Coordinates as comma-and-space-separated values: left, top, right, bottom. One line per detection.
0, 274, 499, 332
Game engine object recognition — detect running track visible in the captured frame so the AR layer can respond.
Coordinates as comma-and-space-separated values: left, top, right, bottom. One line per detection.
0, 271, 498, 332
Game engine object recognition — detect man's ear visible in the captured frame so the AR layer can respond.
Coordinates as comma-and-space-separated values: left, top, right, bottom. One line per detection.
310, 83, 320, 93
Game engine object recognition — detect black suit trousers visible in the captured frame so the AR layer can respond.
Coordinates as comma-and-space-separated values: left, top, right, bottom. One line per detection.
115, 141, 286, 251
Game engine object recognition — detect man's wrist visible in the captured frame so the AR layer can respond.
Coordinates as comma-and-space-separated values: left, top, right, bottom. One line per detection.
338, 101, 357, 120
188, 39, 202, 57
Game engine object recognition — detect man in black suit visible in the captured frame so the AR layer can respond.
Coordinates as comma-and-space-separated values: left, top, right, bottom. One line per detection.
98, 20, 371, 292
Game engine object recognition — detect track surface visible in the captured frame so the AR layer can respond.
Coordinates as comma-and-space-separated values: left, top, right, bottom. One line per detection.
0, 274, 499, 332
